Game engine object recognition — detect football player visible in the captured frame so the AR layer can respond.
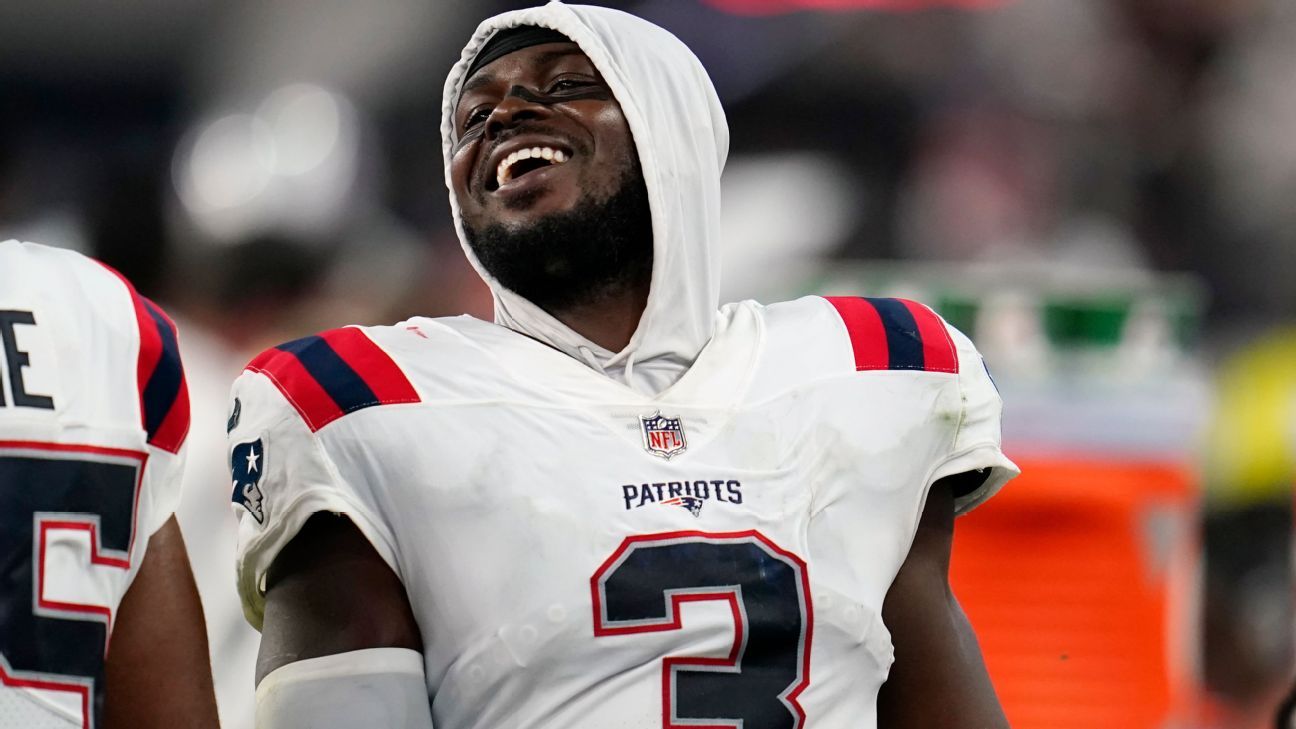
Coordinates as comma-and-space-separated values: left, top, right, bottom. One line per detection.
0, 240, 218, 728
231, 4, 1018, 729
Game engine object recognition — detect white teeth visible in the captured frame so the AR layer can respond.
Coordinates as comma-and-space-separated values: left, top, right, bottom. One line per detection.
495, 146, 570, 188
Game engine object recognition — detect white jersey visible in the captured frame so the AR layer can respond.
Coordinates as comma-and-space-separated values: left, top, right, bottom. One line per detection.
0, 240, 189, 729
230, 295, 1017, 729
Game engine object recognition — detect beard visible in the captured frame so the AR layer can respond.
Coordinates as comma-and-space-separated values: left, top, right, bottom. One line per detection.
463, 165, 652, 316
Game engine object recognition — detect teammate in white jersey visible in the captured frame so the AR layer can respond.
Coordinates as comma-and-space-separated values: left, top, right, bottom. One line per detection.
230, 4, 1019, 729
0, 240, 218, 729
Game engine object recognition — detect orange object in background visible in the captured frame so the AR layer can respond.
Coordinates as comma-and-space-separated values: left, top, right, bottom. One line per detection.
951, 459, 1200, 729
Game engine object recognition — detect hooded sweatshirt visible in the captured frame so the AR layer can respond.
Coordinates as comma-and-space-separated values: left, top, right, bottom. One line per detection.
440, 1, 729, 396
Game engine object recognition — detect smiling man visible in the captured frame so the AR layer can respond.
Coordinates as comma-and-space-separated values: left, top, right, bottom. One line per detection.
452, 26, 654, 354
228, 4, 1018, 729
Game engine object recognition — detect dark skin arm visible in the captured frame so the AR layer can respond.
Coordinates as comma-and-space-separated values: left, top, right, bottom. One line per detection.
256, 512, 422, 685
877, 473, 1010, 728
103, 515, 219, 729
1278, 680, 1296, 729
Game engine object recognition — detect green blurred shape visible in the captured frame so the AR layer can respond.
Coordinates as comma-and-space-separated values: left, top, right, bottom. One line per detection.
1043, 297, 1131, 348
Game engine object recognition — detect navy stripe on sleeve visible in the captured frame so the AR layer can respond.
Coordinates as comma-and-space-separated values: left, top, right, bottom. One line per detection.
865, 297, 926, 372
277, 335, 380, 414
140, 299, 184, 442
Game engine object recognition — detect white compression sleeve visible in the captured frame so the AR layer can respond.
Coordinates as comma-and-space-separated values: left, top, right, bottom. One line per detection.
256, 647, 434, 729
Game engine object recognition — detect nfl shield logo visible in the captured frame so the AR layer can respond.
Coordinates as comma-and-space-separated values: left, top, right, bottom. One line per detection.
640, 412, 687, 459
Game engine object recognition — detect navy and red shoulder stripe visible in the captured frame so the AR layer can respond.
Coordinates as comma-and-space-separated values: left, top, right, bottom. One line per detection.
101, 265, 191, 454
823, 296, 958, 374
247, 327, 420, 432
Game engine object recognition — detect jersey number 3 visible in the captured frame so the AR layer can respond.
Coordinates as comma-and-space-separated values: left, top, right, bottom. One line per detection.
0, 443, 143, 729
592, 530, 813, 729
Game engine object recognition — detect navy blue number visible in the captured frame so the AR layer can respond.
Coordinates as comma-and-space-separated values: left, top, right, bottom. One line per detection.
0, 449, 140, 729
592, 531, 812, 729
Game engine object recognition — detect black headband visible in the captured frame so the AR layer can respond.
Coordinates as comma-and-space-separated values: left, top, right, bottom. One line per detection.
465, 26, 573, 81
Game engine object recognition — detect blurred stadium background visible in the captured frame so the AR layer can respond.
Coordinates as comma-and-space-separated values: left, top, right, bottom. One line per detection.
2, 0, 1294, 727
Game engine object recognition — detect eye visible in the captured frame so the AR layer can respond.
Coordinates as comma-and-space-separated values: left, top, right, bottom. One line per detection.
546, 77, 594, 94
462, 105, 492, 131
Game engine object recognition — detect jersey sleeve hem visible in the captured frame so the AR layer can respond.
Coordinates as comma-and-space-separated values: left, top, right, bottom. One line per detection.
237, 486, 401, 631
928, 442, 1020, 516
142, 441, 187, 537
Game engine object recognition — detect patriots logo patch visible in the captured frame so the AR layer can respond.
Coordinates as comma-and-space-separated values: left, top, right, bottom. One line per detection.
661, 495, 705, 517
230, 438, 266, 524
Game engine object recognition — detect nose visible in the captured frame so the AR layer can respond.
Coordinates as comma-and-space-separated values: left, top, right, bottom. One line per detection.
484, 86, 550, 140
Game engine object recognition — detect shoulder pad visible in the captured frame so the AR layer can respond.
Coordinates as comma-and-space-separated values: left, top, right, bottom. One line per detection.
246, 327, 420, 432
822, 296, 958, 374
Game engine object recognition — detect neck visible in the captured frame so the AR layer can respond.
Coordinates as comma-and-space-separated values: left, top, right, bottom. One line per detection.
549, 277, 650, 353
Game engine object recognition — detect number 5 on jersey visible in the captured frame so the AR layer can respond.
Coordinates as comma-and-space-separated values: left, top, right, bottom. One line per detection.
591, 531, 813, 729
0, 444, 143, 729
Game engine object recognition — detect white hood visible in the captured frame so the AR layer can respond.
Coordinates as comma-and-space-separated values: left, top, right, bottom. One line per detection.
440, 1, 729, 395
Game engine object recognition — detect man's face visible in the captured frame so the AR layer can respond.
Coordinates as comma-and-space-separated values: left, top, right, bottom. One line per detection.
450, 41, 638, 232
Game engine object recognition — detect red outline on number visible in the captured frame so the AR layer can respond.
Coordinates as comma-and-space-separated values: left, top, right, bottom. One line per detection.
0, 661, 91, 728
0, 440, 147, 729
590, 529, 814, 729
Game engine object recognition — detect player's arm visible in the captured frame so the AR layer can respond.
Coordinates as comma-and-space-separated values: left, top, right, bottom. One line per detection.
257, 512, 421, 680
1278, 680, 1296, 729
877, 471, 1010, 729
254, 512, 432, 728
103, 515, 219, 729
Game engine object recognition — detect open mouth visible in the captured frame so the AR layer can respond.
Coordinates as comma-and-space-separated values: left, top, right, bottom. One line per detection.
490, 146, 570, 191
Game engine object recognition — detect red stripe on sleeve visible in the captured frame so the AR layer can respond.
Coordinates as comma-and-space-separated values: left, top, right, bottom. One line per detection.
99, 266, 162, 405
246, 348, 346, 432
899, 299, 959, 373
824, 296, 890, 371
98, 263, 170, 438
319, 328, 421, 405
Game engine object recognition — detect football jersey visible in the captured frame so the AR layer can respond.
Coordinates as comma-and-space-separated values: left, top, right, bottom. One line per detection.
229, 295, 1017, 729
0, 240, 190, 729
